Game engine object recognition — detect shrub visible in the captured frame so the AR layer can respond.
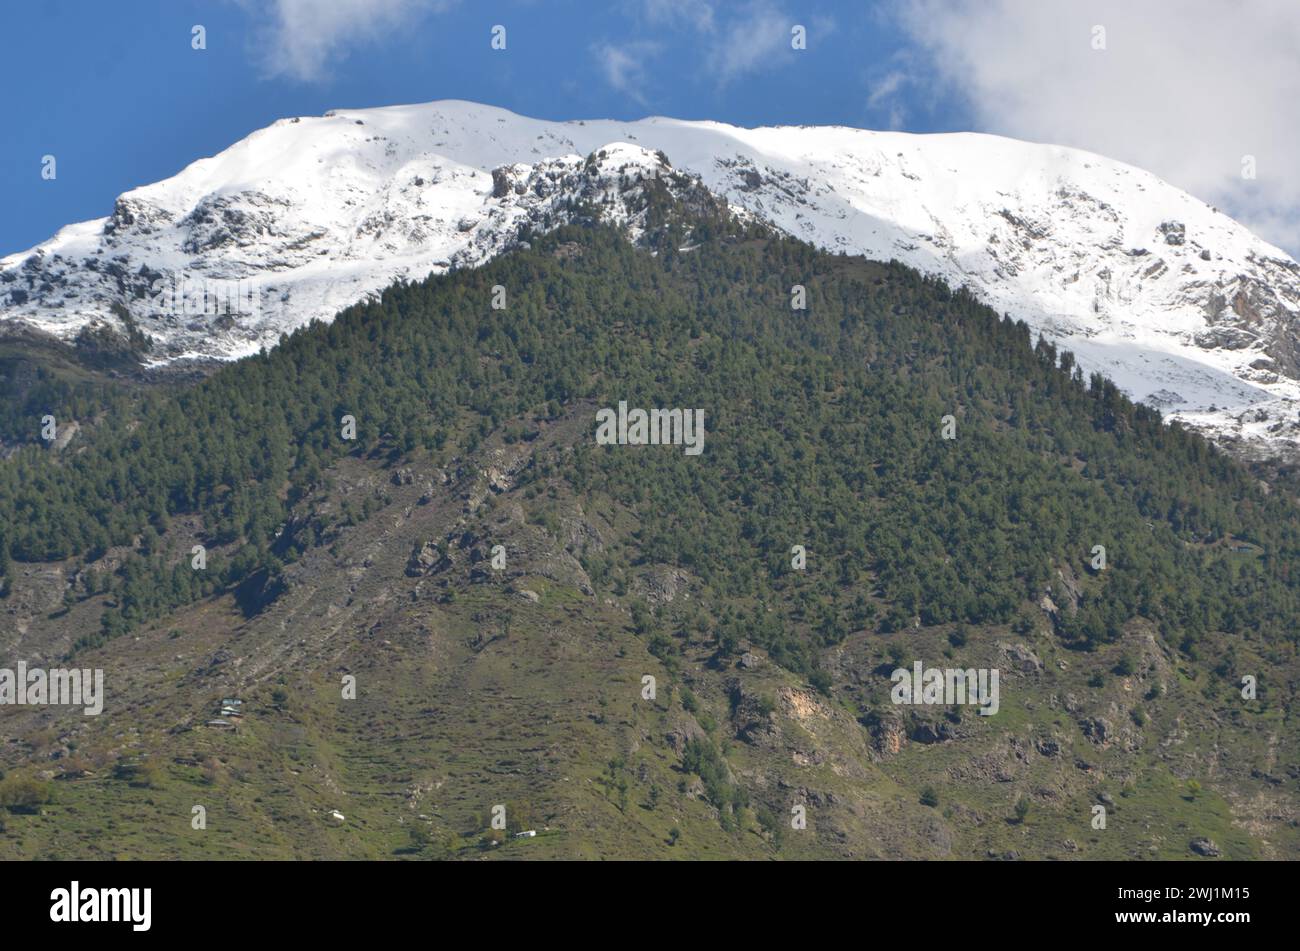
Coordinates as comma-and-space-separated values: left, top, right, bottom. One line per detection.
0, 774, 53, 813
1013, 796, 1030, 823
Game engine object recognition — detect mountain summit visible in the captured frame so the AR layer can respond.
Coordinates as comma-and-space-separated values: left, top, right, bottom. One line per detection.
4, 100, 1299, 457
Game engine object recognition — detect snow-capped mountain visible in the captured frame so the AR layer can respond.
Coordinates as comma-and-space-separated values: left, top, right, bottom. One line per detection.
4, 100, 1300, 458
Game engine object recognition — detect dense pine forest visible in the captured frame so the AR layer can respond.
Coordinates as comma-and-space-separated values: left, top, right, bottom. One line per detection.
1, 208, 1297, 677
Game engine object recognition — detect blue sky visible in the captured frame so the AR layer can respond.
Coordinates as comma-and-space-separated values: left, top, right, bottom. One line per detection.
3, 1, 1298, 257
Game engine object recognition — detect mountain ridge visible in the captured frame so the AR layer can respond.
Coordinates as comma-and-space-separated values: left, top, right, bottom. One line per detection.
4, 100, 1300, 458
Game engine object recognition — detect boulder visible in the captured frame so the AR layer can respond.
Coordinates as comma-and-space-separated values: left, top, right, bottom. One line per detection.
1034, 736, 1061, 757
406, 542, 451, 577
999, 641, 1044, 673
1080, 716, 1113, 744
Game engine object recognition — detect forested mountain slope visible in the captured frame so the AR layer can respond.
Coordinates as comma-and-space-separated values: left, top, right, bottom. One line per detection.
1, 201, 1296, 859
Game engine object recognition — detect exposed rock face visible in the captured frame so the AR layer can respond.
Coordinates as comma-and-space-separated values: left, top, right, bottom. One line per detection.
1034, 735, 1062, 757
873, 713, 907, 755
999, 641, 1044, 673
406, 541, 450, 577
909, 715, 956, 745
50, 420, 80, 451
1053, 566, 1083, 616
1080, 716, 1114, 745
727, 680, 779, 747
665, 719, 707, 753
631, 566, 692, 605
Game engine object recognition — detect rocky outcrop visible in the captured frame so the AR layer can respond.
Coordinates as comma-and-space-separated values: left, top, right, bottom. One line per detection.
998, 641, 1044, 674
1079, 716, 1114, 745
406, 541, 451, 577
631, 566, 692, 605
871, 713, 906, 755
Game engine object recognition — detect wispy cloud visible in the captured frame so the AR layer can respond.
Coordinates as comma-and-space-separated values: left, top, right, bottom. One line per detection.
596, 0, 799, 98
592, 41, 663, 106
641, 0, 716, 32
709, 2, 795, 83
895, 0, 1300, 255
866, 69, 908, 129
243, 0, 456, 83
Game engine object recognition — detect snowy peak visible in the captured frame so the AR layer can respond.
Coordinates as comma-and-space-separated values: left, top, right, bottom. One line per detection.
4, 100, 1300, 457
0, 117, 723, 364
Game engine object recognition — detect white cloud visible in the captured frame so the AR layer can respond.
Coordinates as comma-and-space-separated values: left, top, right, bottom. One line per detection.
593, 41, 662, 106
246, 0, 454, 82
866, 69, 908, 129
711, 2, 795, 83
596, 1, 796, 100
896, 0, 1300, 256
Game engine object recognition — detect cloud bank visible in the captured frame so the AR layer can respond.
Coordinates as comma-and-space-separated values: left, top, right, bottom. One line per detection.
893, 0, 1300, 256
